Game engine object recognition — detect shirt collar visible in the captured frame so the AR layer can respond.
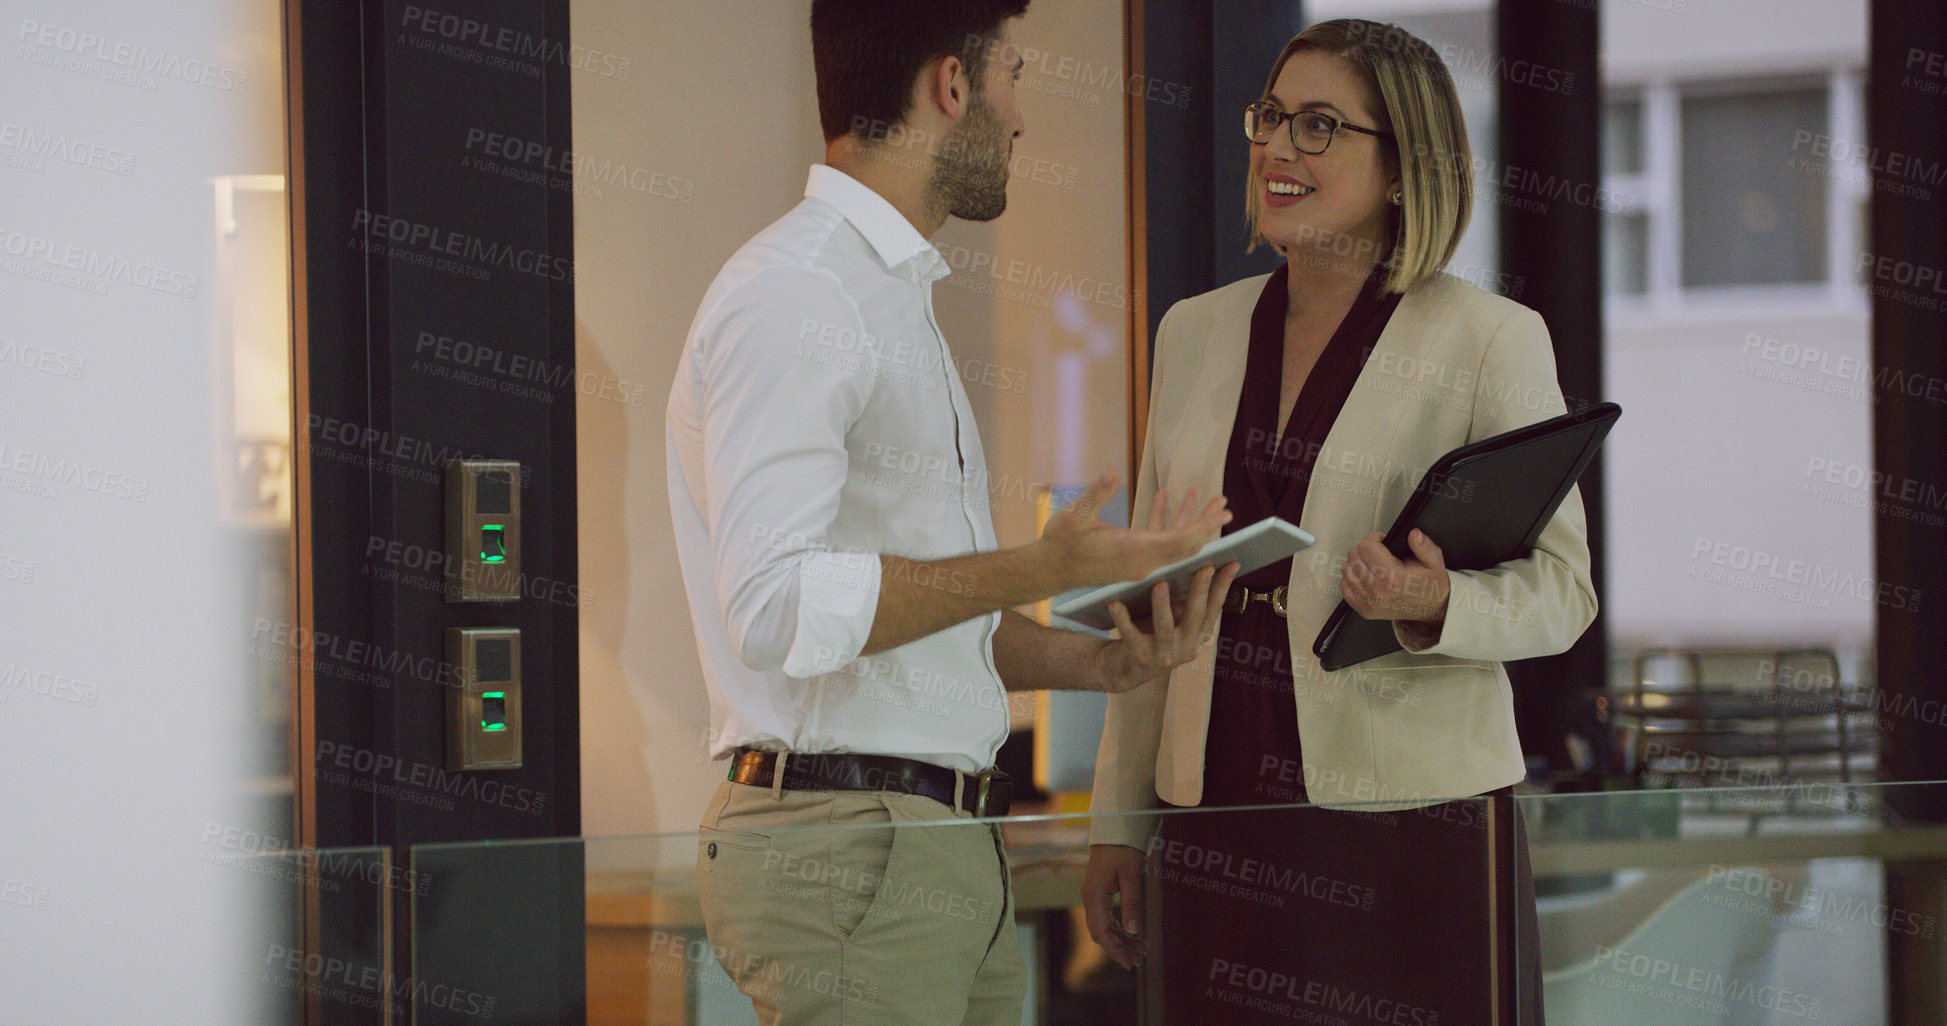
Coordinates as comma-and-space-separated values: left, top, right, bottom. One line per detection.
804, 164, 948, 282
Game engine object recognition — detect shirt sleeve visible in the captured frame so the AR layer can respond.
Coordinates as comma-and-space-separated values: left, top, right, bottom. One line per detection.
697, 265, 883, 677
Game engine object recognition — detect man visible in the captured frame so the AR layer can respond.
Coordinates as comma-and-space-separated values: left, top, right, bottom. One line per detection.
665, 2, 1237, 1022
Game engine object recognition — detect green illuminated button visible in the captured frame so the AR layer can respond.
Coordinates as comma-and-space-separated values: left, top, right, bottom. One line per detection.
480, 525, 507, 563
481, 692, 507, 732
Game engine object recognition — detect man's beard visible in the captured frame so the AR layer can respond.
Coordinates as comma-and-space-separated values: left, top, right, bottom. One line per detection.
929, 95, 1010, 222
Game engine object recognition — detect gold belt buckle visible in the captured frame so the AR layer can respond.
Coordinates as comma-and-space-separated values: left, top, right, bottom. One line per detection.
1226, 585, 1288, 618
975, 771, 993, 816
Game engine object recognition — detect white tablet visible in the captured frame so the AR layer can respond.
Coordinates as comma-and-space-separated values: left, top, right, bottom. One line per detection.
1049, 517, 1315, 632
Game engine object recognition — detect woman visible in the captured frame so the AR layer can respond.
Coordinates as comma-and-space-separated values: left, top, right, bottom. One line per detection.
1080, 19, 1596, 1025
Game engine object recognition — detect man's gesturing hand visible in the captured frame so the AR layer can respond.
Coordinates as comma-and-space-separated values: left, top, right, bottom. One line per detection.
1038, 473, 1230, 591
1088, 484, 1239, 693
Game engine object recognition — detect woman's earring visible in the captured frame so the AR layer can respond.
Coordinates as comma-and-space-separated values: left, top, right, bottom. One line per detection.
1389, 191, 1403, 206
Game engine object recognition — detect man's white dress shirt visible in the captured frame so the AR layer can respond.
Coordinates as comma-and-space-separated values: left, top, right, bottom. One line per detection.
666, 165, 1012, 774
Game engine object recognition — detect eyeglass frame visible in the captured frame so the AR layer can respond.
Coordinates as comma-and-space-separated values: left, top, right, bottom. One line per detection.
1242, 101, 1392, 155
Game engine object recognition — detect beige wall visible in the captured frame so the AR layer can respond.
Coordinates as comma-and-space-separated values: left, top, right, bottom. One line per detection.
575, 0, 1130, 836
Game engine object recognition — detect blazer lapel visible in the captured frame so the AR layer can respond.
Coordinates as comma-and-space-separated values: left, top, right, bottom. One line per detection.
1172, 291, 1255, 508
1285, 286, 1433, 634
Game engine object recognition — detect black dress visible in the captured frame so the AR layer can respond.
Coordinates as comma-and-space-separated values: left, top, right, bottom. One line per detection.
1152, 264, 1544, 1025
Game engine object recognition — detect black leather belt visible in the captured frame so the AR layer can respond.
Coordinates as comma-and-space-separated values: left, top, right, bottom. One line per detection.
728, 747, 1012, 817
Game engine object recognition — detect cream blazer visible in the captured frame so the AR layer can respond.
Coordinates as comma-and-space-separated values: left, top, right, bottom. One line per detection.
1088, 271, 1598, 847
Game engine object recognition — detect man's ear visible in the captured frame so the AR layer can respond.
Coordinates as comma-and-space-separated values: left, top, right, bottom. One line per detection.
924, 53, 970, 121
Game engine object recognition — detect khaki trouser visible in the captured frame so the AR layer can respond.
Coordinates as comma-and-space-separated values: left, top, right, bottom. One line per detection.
695, 779, 1026, 1026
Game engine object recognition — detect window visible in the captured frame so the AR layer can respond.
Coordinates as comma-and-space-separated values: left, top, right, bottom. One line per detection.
1603, 96, 1644, 176
1679, 83, 1827, 287
1601, 94, 1648, 296
1600, 74, 1864, 306
1603, 210, 1649, 296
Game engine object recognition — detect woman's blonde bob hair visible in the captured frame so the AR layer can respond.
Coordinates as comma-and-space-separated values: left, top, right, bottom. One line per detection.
1245, 19, 1473, 295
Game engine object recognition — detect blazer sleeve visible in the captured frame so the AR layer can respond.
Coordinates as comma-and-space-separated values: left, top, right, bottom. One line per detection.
1394, 305, 1599, 660
1085, 303, 1183, 850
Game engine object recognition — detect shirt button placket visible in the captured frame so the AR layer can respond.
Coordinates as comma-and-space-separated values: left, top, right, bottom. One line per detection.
918, 268, 982, 543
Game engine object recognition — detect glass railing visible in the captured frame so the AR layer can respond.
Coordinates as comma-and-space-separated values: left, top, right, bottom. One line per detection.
208, 845, 395, 1025
1519, 781, 1947, 1026
243, 781, 1947, 1024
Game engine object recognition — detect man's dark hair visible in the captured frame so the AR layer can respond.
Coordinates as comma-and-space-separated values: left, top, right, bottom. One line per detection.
811, 0, 1030, 143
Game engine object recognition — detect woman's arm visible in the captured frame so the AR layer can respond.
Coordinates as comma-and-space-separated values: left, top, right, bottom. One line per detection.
1393, 305, 1599, 661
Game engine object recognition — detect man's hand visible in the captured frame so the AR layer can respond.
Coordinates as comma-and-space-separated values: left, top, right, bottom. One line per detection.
1341, 528, 1450, 623
1082, 844, 1148, 969
865, 473, 1229, 661
1037, 473, 1229, 591
1087, 485, 1239, 692
1090, 560, 1238, 696
1090, 563, 1238, 692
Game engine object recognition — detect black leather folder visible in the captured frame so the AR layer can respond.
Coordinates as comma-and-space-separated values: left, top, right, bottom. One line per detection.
1311, 402, 1621, 671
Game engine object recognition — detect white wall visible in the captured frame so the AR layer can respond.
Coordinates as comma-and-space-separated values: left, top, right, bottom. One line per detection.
1604, 311, 1875, 651
575, 0, 1130, 836
1602, 0, 1864, 82
1600, 0, 1874, 657
0, 0, 270, 1018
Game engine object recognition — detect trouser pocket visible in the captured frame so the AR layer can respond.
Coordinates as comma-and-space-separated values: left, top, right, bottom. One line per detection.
820, 793, 896, 941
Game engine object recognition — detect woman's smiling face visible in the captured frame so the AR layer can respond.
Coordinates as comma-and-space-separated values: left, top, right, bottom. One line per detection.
1250, 49, 1399, 265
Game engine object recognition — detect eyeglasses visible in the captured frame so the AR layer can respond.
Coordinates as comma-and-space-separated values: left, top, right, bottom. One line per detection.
1242, 101, 1391, 155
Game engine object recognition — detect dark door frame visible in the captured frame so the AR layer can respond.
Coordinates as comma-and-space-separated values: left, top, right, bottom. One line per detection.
285, 0, 584, 1020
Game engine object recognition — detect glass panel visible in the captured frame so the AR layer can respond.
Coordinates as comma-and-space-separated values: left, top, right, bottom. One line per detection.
424, 797, 1501, 1025
1520, 781, 1947, 1026
1604, 210, 1649, 296
1130, 798, 1503, 1025
251, 784, 1941, 1024
1604, 96, 1644, 176
221, 846, 392, 1025
412, 839, 585, 1024
1680, 84, 1829, 287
